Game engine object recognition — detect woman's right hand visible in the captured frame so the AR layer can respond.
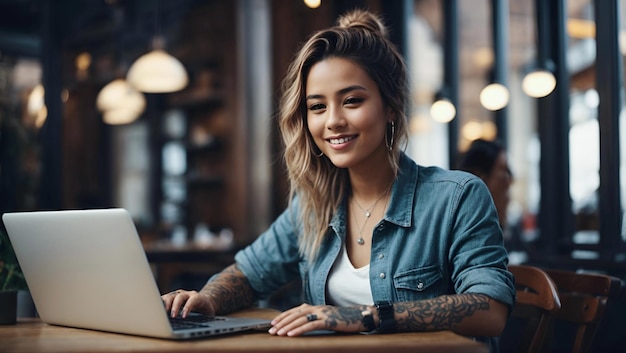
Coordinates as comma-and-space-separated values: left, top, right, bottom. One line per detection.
161, 289, 217, 318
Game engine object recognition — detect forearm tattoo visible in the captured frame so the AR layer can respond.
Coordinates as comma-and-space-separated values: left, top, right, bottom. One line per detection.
200, 264, 255, 315
395, 293, 490, 331
321, 306, 368, 330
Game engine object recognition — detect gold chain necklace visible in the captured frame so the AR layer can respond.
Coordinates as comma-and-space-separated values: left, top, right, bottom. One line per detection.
351, 186, 391, 245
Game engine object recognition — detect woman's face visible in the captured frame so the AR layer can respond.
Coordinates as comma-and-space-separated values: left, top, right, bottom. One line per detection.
305, 57, 389, 170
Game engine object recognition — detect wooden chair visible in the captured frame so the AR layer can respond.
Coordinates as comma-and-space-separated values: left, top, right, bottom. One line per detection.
542, 268, 622, 353
500, 265, 562, 353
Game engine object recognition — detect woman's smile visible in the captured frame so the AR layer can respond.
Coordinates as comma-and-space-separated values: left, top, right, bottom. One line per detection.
327, 135, 357, 147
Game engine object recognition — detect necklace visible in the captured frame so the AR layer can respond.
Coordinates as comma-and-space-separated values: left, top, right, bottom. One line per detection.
351, 186, 391, 245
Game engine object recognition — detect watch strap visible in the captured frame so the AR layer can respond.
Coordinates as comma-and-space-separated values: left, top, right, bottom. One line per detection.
375, 301, 396, 333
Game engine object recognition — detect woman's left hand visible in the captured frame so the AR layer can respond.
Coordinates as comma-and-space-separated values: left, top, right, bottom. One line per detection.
268, 303, 367, 336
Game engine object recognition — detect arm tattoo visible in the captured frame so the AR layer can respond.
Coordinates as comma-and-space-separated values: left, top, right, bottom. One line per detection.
321, 306, 367, 330
395, 294, 490, 331
200, 264, 255, 315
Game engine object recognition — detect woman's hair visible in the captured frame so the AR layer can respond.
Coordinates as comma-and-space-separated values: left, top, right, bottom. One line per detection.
278, 9, 410, 261
458, 139, 505, 177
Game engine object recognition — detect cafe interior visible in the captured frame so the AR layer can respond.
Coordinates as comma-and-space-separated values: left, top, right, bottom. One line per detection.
0, 0, 625, 351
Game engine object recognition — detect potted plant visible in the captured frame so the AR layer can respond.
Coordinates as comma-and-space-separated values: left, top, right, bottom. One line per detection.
0, 226, 27, 324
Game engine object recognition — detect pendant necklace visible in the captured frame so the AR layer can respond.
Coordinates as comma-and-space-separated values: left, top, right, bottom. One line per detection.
352, 186, 391, 245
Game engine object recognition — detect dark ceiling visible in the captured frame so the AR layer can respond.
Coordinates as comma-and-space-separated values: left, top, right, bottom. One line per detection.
0, 0, 195, 58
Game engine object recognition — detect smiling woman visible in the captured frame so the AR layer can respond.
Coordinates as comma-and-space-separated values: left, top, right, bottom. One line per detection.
163, 9, 514, 352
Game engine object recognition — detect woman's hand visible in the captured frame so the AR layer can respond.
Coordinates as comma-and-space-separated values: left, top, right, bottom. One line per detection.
269, 303, 370, 336
161, 263, 255, 319
161, 289, 217, 318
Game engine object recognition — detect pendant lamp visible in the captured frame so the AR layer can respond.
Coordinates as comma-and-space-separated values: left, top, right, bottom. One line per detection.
430, 97, 456, 123
479, 82, 510, 111
522, 66, 556, 98
126, 37, 188, 93
27, 84, 47, 128
96, 78, 146, 125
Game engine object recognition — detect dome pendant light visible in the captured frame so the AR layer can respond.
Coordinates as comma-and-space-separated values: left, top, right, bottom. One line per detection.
96, 78, 146, 125
127, 37, 188, 93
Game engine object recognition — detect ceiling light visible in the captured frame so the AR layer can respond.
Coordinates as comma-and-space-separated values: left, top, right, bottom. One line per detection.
479, 83, 509, 111
304, 0, 321, 9
430, 98, 456, 123
127, 38, 188, 93
27, 84, 47, 128
96, 78, 146, 125
522, 68, 556, 98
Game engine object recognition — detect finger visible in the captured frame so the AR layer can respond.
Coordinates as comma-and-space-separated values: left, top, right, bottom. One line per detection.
276, 314, 322, 337
270, 308, 321, 336
161, 290, 180, 313
271, 303, 310, 325
182, 292, 213, 318
170, 291, 190, 318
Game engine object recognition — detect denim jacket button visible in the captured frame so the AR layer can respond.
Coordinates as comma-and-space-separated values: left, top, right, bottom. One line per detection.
379, 272, 386, 279
417, 282, 425, 290
378, 253, 384, 260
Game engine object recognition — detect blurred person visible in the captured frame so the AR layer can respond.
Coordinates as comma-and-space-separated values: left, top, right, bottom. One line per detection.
459, 139, 513, 230
162, 9, 514, 352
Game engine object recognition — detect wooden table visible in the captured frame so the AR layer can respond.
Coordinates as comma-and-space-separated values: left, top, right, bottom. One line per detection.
0, 309, 488, 353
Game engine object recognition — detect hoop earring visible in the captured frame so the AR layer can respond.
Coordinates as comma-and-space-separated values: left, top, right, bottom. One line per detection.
385, 121, 395, 151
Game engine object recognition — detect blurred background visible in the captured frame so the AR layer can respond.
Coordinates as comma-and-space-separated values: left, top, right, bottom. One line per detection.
0, 0, 625, 345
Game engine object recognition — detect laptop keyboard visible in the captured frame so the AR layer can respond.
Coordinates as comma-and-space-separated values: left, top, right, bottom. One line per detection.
169, 315, 225, 329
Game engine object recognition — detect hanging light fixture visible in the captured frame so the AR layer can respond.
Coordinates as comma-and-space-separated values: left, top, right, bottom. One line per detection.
303, 0, 321, 8
522, 0, 556, 98
479, 82, 510, 111
521, 63, 556, 98
127, 37, 188, 93
430, 96, 456, 123
96, 78, 146, 125
126, 0, 188, 93
27, 84, 47, 128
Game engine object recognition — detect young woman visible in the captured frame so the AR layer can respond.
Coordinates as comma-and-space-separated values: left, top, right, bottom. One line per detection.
163, 9, 515, 350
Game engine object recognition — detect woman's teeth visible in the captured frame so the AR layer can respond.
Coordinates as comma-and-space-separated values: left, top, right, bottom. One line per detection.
329, 136, 354, 144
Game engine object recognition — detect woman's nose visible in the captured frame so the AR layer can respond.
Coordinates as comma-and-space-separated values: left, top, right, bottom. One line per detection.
325, 105, 346, 129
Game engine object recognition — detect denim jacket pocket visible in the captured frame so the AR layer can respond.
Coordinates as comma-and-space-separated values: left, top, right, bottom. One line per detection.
393, 266, 444, 301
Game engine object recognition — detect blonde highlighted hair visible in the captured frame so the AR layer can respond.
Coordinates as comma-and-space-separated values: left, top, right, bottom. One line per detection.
278, 9, 410, 261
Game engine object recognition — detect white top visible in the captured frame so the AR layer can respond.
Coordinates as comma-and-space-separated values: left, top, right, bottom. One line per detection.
326, 244, 374, 306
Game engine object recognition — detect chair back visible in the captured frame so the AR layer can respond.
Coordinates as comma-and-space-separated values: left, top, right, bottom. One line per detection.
500, 265, 561, 353
542, 268, 622, 353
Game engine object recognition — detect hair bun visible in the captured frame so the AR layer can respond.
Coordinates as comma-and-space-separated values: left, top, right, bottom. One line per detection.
337, 10, 388, 38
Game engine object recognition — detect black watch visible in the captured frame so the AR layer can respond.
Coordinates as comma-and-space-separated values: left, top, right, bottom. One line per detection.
375, 301, 396, 333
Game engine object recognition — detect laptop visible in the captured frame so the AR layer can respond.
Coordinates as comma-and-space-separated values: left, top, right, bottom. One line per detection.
2, 208, 271, 339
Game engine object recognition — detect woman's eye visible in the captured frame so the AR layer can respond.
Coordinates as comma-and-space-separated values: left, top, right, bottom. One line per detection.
308, 103, 325, 111
344, 97, 363, 105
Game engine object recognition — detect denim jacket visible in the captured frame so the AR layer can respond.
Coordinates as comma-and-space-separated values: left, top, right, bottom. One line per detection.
235, 152, 515, 310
